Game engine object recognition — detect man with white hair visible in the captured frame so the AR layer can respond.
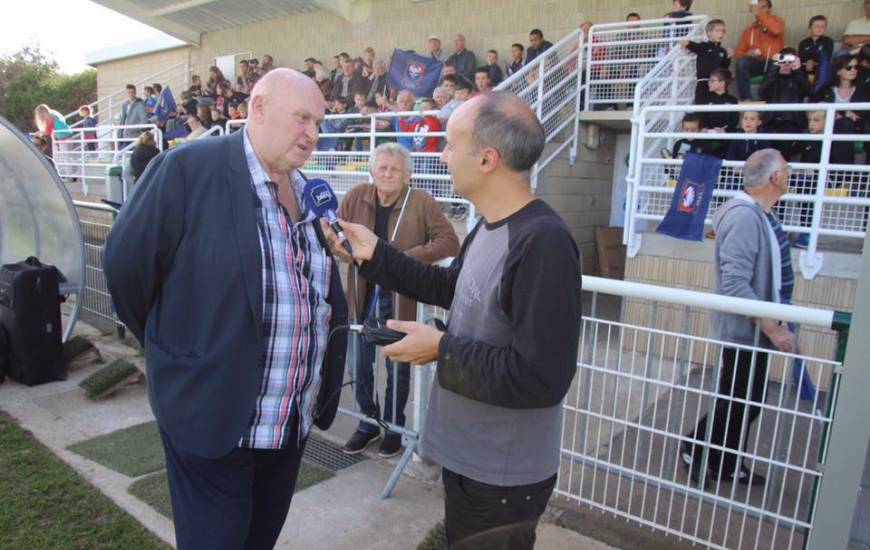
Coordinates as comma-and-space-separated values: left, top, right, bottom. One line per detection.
338, 143, 459, 457
681, 148, 795, 489
366, 59, 389, 101
104, 69, 348, 549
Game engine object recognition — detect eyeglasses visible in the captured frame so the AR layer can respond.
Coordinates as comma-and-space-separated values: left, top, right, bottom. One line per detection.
846, 64, 859, 70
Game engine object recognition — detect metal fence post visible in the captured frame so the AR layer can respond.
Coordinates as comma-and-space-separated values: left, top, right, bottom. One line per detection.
805, 232, 869, 550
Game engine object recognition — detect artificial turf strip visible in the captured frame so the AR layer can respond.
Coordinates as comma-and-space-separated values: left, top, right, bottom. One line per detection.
0, 411, 169, 550
68, 421, 165, 477
129, 463, 336, 519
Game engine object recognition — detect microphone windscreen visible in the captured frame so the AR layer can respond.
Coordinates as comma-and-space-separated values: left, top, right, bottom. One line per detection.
303, 178, 339, 217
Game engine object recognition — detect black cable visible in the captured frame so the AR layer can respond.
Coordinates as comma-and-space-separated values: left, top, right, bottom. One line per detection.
314, 324, 391, 433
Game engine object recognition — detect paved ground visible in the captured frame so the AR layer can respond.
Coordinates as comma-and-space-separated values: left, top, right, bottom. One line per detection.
0, 320, 616, 550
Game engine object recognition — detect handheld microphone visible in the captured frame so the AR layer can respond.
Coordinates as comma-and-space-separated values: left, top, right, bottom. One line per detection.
303, 178, 353, 256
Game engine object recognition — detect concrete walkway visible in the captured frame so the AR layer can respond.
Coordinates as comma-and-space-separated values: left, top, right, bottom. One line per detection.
0, 321, 616, 550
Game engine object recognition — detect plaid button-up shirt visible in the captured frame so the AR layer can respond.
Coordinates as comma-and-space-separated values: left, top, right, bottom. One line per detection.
239, 130, 333, 449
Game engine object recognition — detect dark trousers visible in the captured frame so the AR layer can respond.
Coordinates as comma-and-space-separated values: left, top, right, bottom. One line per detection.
354, 334, 410, 433
442, 468, 556, 550
355, 290, 410, 434
689, 347, 769, 475
736, 57, 769, 100
160, 423, 307, 550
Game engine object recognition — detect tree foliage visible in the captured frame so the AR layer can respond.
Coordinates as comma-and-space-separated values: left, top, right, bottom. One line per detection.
0, 43, 97, 132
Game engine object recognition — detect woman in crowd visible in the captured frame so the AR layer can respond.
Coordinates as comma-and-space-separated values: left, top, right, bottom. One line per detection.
33, 104, 74, 176
129, 131, 160, 182
813, 54, 870, 132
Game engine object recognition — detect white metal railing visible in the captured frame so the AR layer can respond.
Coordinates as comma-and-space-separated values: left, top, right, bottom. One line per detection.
626, 102, 870, 279
496, 26, 585, 188
64, 62, 190, 128
51, 124, 162, 195
585, 16, 709, 110
560, 276, 846, 550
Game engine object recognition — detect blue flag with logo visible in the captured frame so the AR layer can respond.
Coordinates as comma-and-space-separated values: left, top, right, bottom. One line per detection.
387, 49, 443, 98
154, 86, 177, 123
656, 152, 721, 241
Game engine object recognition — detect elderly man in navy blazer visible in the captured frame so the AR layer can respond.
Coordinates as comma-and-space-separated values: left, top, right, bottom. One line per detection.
103, 69, 348, 550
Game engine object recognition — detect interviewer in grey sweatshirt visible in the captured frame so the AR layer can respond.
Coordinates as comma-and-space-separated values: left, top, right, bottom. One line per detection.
324, 92, 582, 549
682, 148, 795, 488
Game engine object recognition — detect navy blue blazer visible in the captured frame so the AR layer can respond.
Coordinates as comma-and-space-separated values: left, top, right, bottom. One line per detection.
103, 130, 348, 458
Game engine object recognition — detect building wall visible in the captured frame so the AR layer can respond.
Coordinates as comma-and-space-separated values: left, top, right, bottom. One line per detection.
93, 0, 866, 99
94, 47, 190, 122
536, 125, 616, 274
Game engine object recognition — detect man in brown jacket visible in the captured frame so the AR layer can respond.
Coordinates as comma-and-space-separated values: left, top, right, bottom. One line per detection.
338, 142, 460, 457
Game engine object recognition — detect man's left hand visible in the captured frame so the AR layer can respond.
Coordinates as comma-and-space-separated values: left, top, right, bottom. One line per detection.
381, 320, 444, 365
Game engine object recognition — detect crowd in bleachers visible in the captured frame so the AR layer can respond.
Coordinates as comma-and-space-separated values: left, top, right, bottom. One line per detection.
34, 0, 870, 191
659, 0, 870, 245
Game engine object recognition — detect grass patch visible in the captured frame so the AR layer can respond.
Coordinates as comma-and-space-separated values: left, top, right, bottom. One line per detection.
129, 462, 336, 519
128, 472, 173, 519
417, 521, 447, 550
68, 421, 164, 477
0, 411, 169, 550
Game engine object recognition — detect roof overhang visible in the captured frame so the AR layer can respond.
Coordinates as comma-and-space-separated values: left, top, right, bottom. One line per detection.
88, 0, 376, 46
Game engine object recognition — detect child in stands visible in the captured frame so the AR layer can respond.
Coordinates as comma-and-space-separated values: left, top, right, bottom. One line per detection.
671, 113, 711, 159
726, 110, 772, 161
798, 15, 834, 87
791, 109, 857, 247
78, 105, 97, 151
485, 50, 504, 86
696, 68, 739, 133
799, 110, 856, 166
679, 19, 732, 102
506, 44, 524, 77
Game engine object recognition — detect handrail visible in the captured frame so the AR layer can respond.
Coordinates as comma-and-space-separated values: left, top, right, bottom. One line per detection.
583, 275, 836, 329
495, 27, 582, 92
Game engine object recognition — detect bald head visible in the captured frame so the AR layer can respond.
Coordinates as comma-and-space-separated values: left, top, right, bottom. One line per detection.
457, 93, 545, 173
249, 69, 324, 119
246, 68, 326, 174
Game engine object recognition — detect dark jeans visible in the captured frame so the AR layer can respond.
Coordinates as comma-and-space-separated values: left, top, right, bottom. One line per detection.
354, 290, 410, 434
354, 333, 411, 433
736, 57, 769, 100
442, 468, 556, 550
689, 347, 769, 476
160, 422, 307, 550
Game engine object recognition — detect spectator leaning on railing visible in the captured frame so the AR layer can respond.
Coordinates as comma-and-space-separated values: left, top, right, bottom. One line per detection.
338, 143, 459, 458
679, 19, 732, 102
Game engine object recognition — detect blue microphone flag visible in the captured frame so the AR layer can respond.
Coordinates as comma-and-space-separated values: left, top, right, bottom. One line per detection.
303, 178, 339, 217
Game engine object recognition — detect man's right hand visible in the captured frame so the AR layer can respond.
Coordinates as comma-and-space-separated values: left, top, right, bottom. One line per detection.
320, 218, 379, 262
760, 318, 795, 353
